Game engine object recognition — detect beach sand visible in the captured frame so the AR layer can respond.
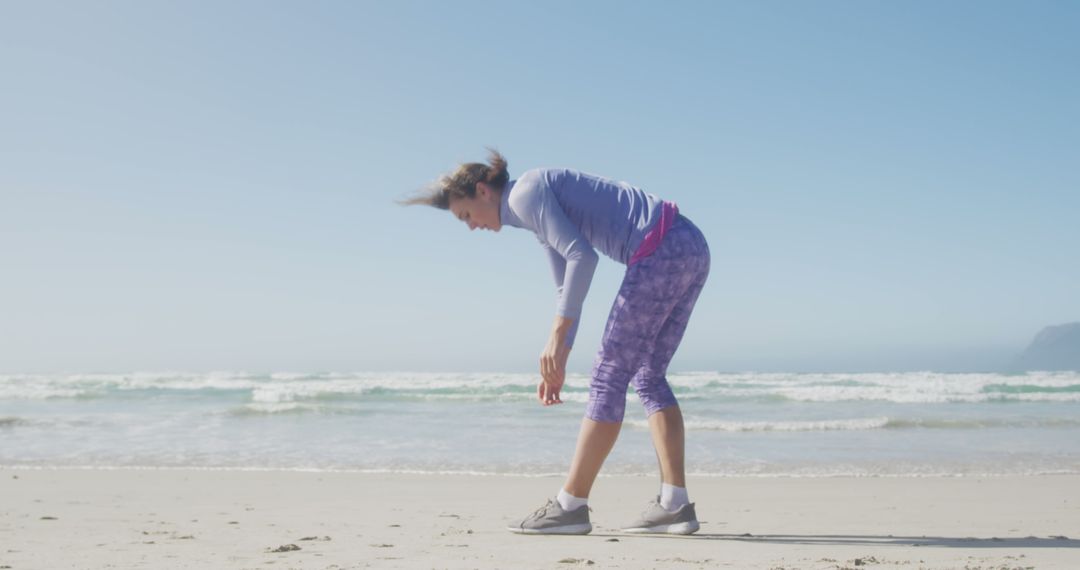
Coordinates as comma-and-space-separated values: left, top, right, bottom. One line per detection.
1, 468, 1077, 569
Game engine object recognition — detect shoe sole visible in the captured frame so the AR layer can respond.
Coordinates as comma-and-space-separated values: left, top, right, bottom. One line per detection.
621, 521, 700, 535
506, 523, 593, 535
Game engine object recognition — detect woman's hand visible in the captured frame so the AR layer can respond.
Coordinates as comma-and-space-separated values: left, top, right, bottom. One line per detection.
538, 317, 574, 406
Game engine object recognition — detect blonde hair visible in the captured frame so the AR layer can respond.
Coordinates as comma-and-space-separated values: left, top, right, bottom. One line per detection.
401, 149, 508, 210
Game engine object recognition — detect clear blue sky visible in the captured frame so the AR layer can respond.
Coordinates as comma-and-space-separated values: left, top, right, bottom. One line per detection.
2, 1, 1077, 373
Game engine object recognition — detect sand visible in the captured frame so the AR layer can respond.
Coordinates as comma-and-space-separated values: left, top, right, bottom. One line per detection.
1, 468, 1078, 569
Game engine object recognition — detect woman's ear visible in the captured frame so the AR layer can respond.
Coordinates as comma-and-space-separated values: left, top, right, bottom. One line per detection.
476, 182, 491, 200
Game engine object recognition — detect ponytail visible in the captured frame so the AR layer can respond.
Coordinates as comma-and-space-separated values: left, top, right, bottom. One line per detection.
400, 148, 508, 210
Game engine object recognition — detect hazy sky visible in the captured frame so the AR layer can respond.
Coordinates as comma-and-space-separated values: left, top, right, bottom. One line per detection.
2, 1, 1077, 373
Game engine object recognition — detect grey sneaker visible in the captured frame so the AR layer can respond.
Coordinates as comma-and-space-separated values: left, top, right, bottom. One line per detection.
506, 498, 592, 535
621, 496, 700, 535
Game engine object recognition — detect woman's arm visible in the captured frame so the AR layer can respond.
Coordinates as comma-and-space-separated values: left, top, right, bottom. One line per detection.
536, 232, 597, 405
527, 205, 597, 349
539, 315, 574, 405
511, 174, 599, 404
538, 244, 571, 404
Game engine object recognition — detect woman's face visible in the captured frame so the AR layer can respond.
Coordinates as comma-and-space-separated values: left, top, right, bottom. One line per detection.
448, 183, 502, 232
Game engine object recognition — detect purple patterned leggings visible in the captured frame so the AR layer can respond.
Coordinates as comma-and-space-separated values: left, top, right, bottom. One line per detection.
585, 215, 711, 423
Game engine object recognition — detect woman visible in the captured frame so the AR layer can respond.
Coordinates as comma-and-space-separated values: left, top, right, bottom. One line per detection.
405, 150, 710, 535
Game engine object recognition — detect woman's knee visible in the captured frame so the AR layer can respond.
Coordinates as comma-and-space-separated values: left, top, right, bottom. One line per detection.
634, 376, 678, 416
586, 388, 627, 423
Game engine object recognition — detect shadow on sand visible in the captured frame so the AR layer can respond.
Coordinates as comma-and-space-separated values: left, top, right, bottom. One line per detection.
593, 532, 1077, 549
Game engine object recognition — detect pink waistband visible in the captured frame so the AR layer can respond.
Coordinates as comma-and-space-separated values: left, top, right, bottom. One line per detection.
628, 201, 679, 265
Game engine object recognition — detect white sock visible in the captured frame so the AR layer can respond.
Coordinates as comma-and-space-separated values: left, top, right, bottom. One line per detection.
557, 488, 588, 511
660, 483, 689, 512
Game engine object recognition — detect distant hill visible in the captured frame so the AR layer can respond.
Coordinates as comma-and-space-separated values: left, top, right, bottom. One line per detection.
1012, 322, 1080, 371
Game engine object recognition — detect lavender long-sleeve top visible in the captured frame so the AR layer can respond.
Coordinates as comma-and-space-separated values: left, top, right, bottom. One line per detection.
498, 168, 665, 346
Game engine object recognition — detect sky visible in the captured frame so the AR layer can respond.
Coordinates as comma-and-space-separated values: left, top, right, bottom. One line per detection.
1, 1, 1077, 373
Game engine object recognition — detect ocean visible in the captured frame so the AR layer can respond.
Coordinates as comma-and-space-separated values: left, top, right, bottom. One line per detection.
2, 371, 1079, 477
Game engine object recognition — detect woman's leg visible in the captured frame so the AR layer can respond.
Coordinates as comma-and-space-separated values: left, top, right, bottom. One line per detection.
635, 282, 707, 486
563, 418, 622, 497
631, 216, 710, 488
647, 405, 686, 487
563, 216, 709, 499
562, 253, 676, 497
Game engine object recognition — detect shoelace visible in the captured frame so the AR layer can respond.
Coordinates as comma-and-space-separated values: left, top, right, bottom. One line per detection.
526, 499, 554, 521
638, 498, 662, 518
